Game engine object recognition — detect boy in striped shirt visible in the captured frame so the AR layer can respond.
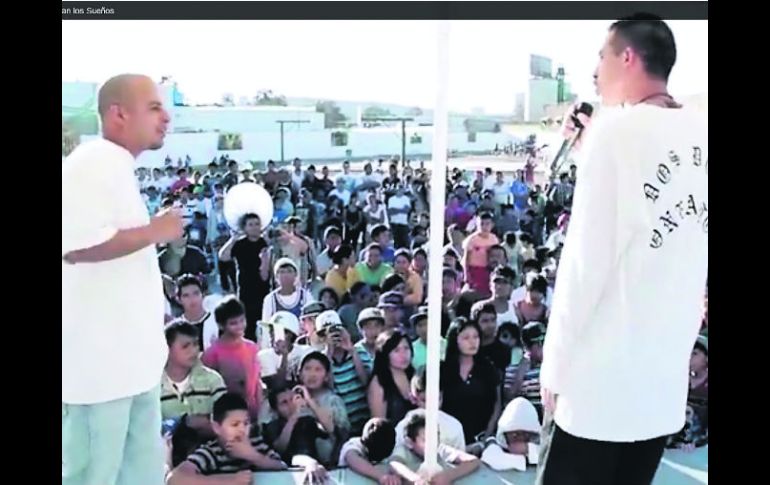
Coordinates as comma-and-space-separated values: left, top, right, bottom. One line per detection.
167, 393, 327, 484
502, 322, 546, 420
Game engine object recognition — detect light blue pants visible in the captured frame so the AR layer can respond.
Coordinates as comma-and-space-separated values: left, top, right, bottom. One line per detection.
62, 385, 165, 485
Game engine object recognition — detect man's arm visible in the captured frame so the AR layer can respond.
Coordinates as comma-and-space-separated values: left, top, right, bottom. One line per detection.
345, 451, 392, 482
432, 448, 481, 485
217, 234, 240, 262
540, 115, 640, 395
64, 211, 183, 264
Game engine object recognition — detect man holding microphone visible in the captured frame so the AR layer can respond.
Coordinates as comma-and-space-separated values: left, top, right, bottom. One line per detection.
538, 15, 708, 485
63, 74, 184, 485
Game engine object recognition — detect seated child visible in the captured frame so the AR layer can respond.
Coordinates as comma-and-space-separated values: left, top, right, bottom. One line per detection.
167, 393, 327, 485
339, 418, 400, 485
262, 382, 330, 464
390, 411, 480, 485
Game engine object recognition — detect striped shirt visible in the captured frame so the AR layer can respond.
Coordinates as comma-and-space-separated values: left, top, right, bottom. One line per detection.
187, 433, 284, 475
331, 350, 372, 434
504, 359, 542, 417
161, 363, 227, 420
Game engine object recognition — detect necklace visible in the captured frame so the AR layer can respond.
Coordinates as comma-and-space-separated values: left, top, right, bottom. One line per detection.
636, 92, 681, 108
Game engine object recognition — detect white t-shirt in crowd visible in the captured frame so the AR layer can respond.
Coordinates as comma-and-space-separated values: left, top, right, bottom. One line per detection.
364, 204, 389, 234
62, 139, 168, 404
258, 343, 312, 379
395, 409, 467, 451
492, 182, 511, 206
329, 188, 352, 207
291, 170, 305, 191
180, 312, 219, 352
387, 195, 411, 225
541, 105, 708, 442
510, 285, 554, 309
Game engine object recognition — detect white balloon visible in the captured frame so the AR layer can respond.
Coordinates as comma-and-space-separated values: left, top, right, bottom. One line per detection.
223, 183, 274, 231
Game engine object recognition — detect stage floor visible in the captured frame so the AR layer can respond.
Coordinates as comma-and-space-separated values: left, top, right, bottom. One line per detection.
250, 446, 708, 484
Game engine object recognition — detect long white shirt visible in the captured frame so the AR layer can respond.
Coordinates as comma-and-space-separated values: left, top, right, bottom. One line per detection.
540, 105, 708, 442
62, 139, 168, 404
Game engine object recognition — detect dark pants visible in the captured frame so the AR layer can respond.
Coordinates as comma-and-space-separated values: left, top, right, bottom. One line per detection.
218, 259, 237, 293
392, 224, 410, 249
537, 416, 666, 485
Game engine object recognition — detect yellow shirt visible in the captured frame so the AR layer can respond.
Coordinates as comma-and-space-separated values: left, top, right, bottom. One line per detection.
325, 267, 361, 298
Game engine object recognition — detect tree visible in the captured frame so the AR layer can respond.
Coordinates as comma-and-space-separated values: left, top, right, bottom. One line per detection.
254, 89, 288, 106
221, 93, 235, 106
316, 101, 348, 128
362, 105, 392, 119
406, 106, 423, 116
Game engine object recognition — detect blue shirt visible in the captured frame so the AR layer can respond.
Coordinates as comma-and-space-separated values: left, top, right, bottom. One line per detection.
510, 180, 530, 210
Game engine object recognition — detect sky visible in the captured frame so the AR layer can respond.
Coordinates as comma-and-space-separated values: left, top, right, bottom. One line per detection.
62, 19, 707, 114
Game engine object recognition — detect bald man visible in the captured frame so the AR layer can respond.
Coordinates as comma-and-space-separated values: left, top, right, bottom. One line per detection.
62, 74, 183, 485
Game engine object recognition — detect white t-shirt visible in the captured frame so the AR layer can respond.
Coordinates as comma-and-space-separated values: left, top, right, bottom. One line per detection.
492, 182, 511, 206
258, 343, 312, 378
329, 188, 352, 207
292, 170, 305, 191
62, 139, 168, 404
364, 204, 389, 234
510, 285, 554, 309
181, 312, 219, 352
387, 195, 411, 225
395, 409, 467, 451
541, 105, 708, 442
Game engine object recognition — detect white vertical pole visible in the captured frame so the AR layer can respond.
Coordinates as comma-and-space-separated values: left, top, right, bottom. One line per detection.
423, 19, 450, 472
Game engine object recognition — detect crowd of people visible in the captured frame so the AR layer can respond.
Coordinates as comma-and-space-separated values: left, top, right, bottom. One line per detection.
143, 153, 708, 483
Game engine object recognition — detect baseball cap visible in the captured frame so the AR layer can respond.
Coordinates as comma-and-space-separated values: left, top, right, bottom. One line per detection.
274, 257, 298, 274
260, 311, 300, 337
522, 322, 546, 347
378, 291, 404, 309
324, 226, 342, 239
409, 306, 429, 325
300, 301, 326, 319
357, 308, 385, 327
315, 310, 343, 336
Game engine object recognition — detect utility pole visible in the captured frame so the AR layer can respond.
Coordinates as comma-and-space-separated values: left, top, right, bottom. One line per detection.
361, 116, 414, 167
276, 120, 310, 164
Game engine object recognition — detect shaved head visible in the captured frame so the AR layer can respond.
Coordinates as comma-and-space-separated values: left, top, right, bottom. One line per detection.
98, 74, 153, 118
98, 74, 169, 156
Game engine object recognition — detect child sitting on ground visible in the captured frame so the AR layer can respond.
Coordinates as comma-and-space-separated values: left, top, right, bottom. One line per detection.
167, 393, 328, 485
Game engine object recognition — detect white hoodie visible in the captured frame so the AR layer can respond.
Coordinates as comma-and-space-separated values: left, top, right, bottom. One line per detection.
496, 397, 541, 445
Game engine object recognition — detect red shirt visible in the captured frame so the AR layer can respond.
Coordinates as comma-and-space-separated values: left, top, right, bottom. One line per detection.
202, 338, 262, 419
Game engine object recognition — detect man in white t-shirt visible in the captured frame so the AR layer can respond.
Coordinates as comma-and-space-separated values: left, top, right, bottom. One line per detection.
387, 184, 412, 249
62, 74, 184, 485
538, 16, 708, 485
329, 177, 352, 207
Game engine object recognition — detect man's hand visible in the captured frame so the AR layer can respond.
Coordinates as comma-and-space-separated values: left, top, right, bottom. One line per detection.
150, 209, 185, 244
228, 470, 253, 485
541, 387, 557, 415
338, 327, 354, 352
303, 462, 328, 484
225, 439, 258, 462
561, 104, 592, 151
274, 339, 289, 357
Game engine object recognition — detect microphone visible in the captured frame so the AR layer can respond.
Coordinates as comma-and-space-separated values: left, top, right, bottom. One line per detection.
548, 102, 594, 182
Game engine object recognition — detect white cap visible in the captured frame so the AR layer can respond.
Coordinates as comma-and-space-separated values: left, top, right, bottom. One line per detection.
260, 311, 300, 337
315, 310, 342, 335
